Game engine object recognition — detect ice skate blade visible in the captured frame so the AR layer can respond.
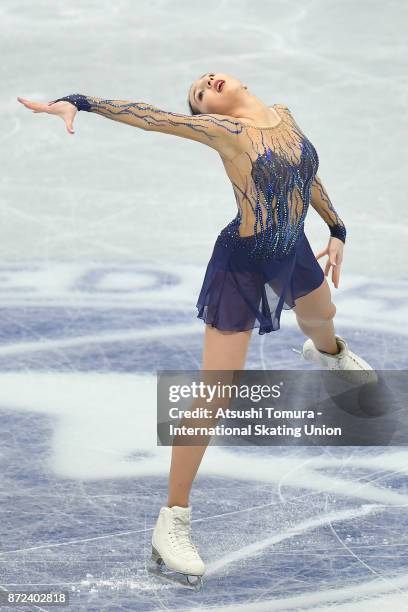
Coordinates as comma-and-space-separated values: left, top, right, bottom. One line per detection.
151, 545, 164, 566
150, 547, 204, 592
148, 564, 204, 591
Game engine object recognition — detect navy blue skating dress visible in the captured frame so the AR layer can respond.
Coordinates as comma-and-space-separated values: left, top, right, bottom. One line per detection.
195, 104, 346, 334
49, 95, 346, 336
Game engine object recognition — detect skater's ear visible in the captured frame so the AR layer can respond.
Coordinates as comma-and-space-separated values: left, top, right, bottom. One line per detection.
187, 94, 200, 116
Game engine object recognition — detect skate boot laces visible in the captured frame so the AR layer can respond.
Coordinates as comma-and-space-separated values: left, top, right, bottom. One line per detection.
171, 515, 200, 558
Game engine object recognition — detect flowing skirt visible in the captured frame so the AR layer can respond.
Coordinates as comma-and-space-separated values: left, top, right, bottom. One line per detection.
196, 223, 325, 335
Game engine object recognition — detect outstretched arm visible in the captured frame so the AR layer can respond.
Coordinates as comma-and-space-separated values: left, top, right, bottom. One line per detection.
310, 173, 347, 243
49, 93, 242, 159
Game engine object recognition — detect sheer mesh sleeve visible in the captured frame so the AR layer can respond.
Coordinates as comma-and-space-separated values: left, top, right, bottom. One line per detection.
310, 173, 347, 243
50, 93, 241, 156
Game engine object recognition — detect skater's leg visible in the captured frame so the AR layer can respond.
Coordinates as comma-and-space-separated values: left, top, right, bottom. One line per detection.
292, 278, 339, 355
167, 325, 253, 508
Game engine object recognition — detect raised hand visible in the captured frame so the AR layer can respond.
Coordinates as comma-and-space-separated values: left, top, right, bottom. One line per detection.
16, 96, 78, 134
315, 237, 344, 289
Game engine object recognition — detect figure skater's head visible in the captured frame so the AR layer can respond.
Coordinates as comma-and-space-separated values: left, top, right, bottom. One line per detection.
187, 72, 248, 116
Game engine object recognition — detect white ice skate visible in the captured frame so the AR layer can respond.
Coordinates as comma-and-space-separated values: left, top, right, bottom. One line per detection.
150, 505, 205, 591
302, 334, 378, 384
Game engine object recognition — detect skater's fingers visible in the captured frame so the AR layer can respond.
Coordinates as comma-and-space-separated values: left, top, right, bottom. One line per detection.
332, 263, 341, 289
65, 116, 75, 134
329, 252, 337, 267
315, 247, 328, 260
332, 266, 337, 288
53, 103, 77, 133
17, 96, 49, 113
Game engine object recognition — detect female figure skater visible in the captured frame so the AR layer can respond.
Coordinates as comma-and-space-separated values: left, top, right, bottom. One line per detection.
17, 74, 373, 589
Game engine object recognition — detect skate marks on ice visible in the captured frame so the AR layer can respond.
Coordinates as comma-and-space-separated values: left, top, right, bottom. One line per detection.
204, 503, 388, 576
183, 573, 408, 611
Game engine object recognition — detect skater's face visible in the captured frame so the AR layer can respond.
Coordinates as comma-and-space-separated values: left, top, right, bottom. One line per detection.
188, 72, 248, 115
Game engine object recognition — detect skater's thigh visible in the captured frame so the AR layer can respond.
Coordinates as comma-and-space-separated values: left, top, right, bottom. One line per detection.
292, 277, 336, 323
201, 324, 253, 371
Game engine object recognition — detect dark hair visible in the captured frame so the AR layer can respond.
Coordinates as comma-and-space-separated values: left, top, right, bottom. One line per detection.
187, 92, 200, 115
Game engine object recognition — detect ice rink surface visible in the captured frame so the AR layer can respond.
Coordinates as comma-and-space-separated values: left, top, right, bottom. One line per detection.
1, 0, 408, 610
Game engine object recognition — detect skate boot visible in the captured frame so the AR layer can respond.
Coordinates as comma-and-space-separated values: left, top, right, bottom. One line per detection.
151, 505, 205, 591
302, 334, 378, 384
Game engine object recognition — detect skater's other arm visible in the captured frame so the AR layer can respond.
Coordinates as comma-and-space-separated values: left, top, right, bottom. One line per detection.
310, 174, 347, 243
48, 93, 242, 158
